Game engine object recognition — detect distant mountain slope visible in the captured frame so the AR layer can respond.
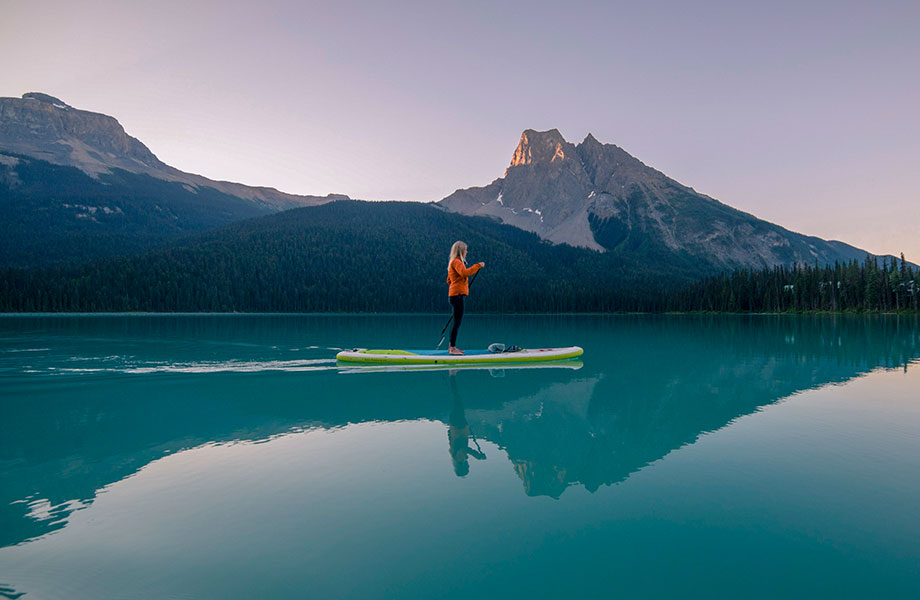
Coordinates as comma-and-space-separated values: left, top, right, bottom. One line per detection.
440, 129, 871, 270
0, 153, 273, 267
0, 200, 709, 313
0, 93, 347, 266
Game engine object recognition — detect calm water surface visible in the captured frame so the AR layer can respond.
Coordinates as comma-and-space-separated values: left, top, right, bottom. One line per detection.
1, 314, 919, 599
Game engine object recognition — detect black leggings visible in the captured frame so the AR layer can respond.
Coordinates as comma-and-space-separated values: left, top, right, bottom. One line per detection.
449, 295, 465, 346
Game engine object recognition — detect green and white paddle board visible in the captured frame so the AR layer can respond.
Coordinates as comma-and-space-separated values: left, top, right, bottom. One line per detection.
336, 346, 583, 365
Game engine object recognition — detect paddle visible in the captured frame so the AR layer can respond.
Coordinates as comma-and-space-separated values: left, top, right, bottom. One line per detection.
436, 269, 481, 350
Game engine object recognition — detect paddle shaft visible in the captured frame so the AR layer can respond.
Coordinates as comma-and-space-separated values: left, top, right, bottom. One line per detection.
436, 269, 481, 349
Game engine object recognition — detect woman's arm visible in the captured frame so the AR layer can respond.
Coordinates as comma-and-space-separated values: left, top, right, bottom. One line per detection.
452, 259, 484, 277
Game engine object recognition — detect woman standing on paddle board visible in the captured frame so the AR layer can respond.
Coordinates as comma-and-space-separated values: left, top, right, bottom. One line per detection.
447, 241, 484, 355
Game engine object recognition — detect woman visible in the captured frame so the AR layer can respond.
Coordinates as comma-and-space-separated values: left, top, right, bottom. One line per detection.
446, 241, 484, 355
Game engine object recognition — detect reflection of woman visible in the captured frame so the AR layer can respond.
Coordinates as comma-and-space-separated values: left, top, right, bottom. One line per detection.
446, 241, 484, 355
448, 373, 486, 477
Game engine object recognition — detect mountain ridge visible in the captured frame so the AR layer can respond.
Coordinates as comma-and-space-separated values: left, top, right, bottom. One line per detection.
0, 92, 348, 211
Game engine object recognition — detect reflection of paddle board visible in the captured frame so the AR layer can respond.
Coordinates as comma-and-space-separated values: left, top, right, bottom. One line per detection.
338, 360, 584, 374
336, 346, 583, 365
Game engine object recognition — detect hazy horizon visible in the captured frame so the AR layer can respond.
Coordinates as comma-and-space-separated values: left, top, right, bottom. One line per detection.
2, 0, 918, 259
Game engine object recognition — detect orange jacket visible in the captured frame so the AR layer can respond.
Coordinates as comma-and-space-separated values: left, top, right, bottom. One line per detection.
447, 258, 482, 296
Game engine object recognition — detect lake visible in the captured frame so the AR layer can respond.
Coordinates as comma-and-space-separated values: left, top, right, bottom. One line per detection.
1, 314, 919, 599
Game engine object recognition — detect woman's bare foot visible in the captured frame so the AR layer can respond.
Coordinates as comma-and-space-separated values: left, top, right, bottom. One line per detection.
448, 346, 465, 355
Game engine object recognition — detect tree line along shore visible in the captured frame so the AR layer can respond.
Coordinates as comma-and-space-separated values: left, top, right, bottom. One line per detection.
1, 254, 916, 314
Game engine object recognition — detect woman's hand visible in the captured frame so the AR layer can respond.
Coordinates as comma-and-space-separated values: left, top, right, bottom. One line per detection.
478, 262, 485, 268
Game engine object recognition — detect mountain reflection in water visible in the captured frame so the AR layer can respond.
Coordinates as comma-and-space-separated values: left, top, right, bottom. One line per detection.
1, 314, 918, 547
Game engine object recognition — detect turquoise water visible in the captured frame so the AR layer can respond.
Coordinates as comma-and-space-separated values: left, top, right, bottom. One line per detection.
1, 314, 919, 598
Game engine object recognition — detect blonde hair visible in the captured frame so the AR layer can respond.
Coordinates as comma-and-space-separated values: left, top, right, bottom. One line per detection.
448, 241, 467, 269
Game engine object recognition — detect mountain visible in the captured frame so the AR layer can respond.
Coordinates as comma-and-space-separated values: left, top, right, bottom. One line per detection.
0, 93, 344, 209
1, 94, 900, 309
439, 129, 870, 270
0, 93, 347, 267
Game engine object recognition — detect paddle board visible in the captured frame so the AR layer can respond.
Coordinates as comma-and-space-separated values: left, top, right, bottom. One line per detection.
336, 346, 583, 365
339, 360, 583, 373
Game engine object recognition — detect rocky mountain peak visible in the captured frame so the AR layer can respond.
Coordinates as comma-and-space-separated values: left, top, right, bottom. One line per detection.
0, 92, 163, 175
507, 128, 573, 173
440, 128, 872, 269
581, 132, 601, 146
22, 92, 72, 109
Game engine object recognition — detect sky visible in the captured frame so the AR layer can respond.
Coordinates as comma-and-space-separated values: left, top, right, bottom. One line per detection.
2, 0, 918, 259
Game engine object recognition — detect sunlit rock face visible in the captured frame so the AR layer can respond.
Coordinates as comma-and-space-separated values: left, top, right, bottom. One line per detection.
440, 129, 870, 269
507, 128, 571, 171
0, 93, 345, 210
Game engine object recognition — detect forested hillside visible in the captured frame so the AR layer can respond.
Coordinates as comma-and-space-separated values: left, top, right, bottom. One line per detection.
0, 201, 709, 312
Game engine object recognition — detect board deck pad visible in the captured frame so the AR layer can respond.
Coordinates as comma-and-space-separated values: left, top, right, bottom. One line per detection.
336, 346, 583, 364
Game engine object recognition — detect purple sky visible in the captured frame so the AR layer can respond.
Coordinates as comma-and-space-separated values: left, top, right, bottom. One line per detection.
3, 0, 918, 259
